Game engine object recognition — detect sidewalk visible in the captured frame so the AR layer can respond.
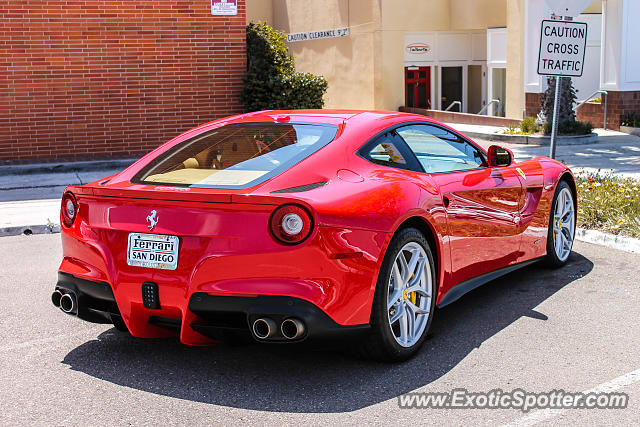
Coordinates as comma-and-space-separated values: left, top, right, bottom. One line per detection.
0, 199, 61, 235
0, 159, 135, 236
1, 129, 640, 237
451, 123, 640, 179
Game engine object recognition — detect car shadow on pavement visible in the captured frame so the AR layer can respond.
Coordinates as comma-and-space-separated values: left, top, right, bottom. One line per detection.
62, 251, 593, 413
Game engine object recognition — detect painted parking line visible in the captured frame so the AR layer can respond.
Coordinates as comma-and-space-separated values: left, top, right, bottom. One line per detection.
503, 367, 640, 426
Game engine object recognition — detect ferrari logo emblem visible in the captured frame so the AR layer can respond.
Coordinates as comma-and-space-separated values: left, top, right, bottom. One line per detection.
146, 210, 159, 231
516, 168, 526, 180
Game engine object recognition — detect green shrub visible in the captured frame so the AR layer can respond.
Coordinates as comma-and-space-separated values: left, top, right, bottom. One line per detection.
501, 119, 542, 135
520, 117, 541, 134
502, 123, 520, 135
240, 22, 328, 111
544, 120, 593, 136
279, 72, 328, 108
621, 112, 640, 127
541, 77, 577, 123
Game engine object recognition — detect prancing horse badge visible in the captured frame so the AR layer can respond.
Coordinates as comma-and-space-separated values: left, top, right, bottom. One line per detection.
146, 210, 159, 231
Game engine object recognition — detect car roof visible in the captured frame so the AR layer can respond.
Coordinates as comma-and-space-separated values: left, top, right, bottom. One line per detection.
227, 109, 420, 126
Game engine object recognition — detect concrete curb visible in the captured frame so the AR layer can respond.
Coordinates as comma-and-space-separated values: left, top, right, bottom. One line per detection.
0, 158, 137, 176
575, 227, 640, 254
462, 131, 599, 145
620, 126, 640, 137
1, 224, 61, 237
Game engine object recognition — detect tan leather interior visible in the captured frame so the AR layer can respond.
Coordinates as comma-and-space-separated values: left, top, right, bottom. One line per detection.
144, 168, 268, 186
144, 125, 301, 183
218, 137, 260, 169
144, 168, 219, 184
182, 157, 200, 169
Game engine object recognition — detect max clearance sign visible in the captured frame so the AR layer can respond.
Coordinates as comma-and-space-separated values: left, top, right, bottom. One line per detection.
211, 0, 237, 15
287, 28, 350, 43
537, 20, 587, 77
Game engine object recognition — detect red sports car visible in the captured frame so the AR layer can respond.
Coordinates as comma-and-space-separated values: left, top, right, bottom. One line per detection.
51, 110, 576, 361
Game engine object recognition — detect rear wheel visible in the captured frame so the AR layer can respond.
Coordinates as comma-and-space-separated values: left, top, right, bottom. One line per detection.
545, 180, 576, 267
361, 228, 436, 362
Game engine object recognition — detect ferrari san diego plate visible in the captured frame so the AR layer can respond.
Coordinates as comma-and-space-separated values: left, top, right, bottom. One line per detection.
127, 233, 179, 270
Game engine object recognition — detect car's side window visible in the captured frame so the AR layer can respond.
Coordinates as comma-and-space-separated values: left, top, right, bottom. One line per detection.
396, 124, 487, 174
360, 132, 419, 171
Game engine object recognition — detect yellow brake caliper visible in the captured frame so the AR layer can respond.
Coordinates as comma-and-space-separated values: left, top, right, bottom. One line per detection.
408, 274, 417, 304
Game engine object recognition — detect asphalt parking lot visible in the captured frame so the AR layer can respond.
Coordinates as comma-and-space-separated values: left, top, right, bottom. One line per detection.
1, 234, 638, 425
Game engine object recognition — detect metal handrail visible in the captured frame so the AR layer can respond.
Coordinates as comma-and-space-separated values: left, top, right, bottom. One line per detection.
478, 99, 500, 116
444, 101, 461, 112
576, 90, 608, 130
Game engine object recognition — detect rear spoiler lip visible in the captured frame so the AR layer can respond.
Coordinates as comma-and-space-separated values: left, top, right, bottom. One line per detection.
66, 184, 305, 206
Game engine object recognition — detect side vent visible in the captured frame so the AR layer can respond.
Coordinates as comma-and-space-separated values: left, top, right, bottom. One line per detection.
272, 182, 327, 193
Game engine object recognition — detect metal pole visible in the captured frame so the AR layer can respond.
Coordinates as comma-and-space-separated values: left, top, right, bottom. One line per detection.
603, 91, 608, 130
549, 76, 561, 159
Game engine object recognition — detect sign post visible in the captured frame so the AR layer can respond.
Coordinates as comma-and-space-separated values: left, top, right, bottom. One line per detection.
537, 18, 587, 159
550, 76, 562, 159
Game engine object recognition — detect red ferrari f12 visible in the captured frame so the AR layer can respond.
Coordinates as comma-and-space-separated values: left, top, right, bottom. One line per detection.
52, 110, 576, 361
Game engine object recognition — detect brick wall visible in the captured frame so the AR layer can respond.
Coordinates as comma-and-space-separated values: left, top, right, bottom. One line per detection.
577, 101, 609, 129
576, 91, 640, 131
527, 90, 640, 130
525, 93, 543, 118
0, 1, 246, 164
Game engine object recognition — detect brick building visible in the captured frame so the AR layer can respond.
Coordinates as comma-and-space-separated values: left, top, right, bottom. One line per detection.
0, 1, 246, 163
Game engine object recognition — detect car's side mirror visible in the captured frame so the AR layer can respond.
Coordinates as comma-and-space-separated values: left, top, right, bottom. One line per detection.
487, 145, 514, 167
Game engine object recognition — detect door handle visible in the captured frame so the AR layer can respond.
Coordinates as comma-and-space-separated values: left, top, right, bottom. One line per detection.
443, 195, 450, 208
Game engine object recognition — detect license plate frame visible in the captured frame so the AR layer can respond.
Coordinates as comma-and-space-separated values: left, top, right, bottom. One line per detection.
127, 233, 180, 270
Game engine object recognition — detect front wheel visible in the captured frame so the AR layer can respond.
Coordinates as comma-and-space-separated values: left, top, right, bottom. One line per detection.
545, 180, 576, 267
360, 228, 436, 362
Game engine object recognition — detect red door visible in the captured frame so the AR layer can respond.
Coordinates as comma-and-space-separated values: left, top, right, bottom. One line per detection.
431, 167, 524, 286
405, 67, 431, 109
394, 123, 525, 289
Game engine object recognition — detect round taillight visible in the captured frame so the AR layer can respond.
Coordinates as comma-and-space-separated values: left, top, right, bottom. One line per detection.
61, 192, 77, 227
270, 205, 313, 244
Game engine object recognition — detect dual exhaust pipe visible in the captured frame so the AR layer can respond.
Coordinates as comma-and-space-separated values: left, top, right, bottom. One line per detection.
252, 317, 306, 341
52, 290, 306, 341
51, 290, 77, 314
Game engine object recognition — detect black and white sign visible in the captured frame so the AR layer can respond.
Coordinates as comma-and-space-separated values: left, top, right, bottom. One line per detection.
287, 28, 349, 43
537, 20, 587, 77
211, 0, 237, 16
127, 233, 179, 270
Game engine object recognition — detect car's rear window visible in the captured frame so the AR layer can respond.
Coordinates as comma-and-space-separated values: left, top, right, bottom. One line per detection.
133, 123, 338, 188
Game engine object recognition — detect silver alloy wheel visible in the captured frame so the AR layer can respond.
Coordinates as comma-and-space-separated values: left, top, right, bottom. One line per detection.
387, 242, 433, 348
553, 187, 575, 262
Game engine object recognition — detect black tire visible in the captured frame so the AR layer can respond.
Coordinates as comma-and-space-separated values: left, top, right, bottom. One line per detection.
359, 227, 437, 362
545, 180, 576, 268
